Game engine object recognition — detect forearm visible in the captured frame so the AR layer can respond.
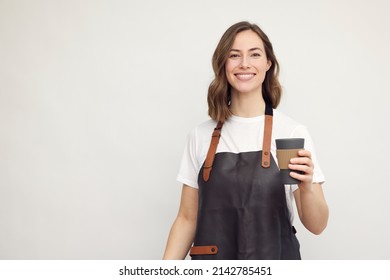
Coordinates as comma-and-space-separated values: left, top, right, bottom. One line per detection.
163, 215, 197, 260
298, 185, 329, 235
289, 150, 329, 235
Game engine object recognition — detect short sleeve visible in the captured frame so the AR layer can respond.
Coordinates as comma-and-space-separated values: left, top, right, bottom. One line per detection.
291, 125, 325, 185
176, 128, 200, 189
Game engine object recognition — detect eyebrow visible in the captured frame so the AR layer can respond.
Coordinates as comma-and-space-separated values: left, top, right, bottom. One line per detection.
230, 47, 264, 53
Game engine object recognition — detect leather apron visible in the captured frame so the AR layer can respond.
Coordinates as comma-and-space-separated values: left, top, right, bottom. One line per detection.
190, 103, 301, 260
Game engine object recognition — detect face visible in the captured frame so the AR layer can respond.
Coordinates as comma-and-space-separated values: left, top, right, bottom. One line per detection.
225, 30, 271, 96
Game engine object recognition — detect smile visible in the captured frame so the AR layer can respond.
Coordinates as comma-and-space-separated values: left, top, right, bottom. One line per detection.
234, 73, 255, 81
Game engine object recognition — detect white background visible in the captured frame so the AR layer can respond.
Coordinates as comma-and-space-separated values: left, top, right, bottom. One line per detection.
0, 0, 389, 259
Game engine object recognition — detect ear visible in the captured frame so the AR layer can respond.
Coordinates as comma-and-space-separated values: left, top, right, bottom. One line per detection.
267, 60, 272, 71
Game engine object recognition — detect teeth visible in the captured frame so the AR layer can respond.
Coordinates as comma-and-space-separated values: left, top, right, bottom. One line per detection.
236, 74, 254, 80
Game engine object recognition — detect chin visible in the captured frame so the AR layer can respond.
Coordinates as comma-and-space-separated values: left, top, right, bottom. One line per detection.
234, 87, 260, 94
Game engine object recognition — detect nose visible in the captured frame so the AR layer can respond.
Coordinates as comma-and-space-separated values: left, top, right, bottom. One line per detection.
240, 55, 250, 68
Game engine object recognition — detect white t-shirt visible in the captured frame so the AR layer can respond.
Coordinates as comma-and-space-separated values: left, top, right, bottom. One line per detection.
177, 110, 325, 223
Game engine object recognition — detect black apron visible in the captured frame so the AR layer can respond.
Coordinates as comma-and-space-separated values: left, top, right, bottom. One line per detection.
190, 103, 301, 260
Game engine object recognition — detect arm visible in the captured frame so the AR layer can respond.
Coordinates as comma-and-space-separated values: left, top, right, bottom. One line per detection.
163, 184, 198, 259
289, 150, 329, 235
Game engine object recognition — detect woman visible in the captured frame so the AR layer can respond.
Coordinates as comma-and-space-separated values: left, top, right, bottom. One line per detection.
163, 21, 328, 260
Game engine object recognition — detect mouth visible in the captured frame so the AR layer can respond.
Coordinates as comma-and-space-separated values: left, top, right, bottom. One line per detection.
234, 73, 256, 81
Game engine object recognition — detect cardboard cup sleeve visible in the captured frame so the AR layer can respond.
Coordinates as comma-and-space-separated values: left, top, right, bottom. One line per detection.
275, 138, 305, 185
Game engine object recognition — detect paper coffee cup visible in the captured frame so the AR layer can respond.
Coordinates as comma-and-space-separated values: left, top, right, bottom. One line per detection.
276, 138, 305, 184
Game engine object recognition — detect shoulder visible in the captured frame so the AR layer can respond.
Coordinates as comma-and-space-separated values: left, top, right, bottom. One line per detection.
187, 119, 217, 140
273, 109, 307, 137
273, 109, 301, 128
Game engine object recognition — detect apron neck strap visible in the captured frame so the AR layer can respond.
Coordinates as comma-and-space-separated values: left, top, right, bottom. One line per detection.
202, 120, 223, 182
203, 102, 273, 182
261, 102, 273, 168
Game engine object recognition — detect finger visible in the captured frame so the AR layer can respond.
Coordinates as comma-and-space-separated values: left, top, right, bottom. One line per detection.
290, 157, 314, 168
288, 163, 313, 175
289, 170, 313, 182
297, 149, 311, 158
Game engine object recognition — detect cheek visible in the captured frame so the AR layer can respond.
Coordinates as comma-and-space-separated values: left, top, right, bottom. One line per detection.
260, 60, 271, 71
225, 61, 236, 83
225, 61, 233, 73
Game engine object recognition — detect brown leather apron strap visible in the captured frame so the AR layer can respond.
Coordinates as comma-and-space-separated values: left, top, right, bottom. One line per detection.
203, 103, 273, 181
202, 121, 223, 182
261, 103, 273, 168
261, 116, 273, 168
190, 245, 218, 256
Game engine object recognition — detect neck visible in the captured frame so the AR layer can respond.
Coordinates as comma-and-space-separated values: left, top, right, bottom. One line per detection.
229, 89, 266, 118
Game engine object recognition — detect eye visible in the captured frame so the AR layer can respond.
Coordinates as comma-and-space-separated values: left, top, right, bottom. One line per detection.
229, 53, 240, 58
251, 53, 261, 57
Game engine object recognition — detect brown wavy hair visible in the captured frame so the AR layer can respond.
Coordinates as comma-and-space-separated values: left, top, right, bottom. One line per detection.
208, 21, 282, 122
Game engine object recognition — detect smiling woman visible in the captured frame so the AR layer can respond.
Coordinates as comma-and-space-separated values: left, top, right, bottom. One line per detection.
207, 22, 281, 122
163, 21, 328, 260
225, 30, 272, 117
